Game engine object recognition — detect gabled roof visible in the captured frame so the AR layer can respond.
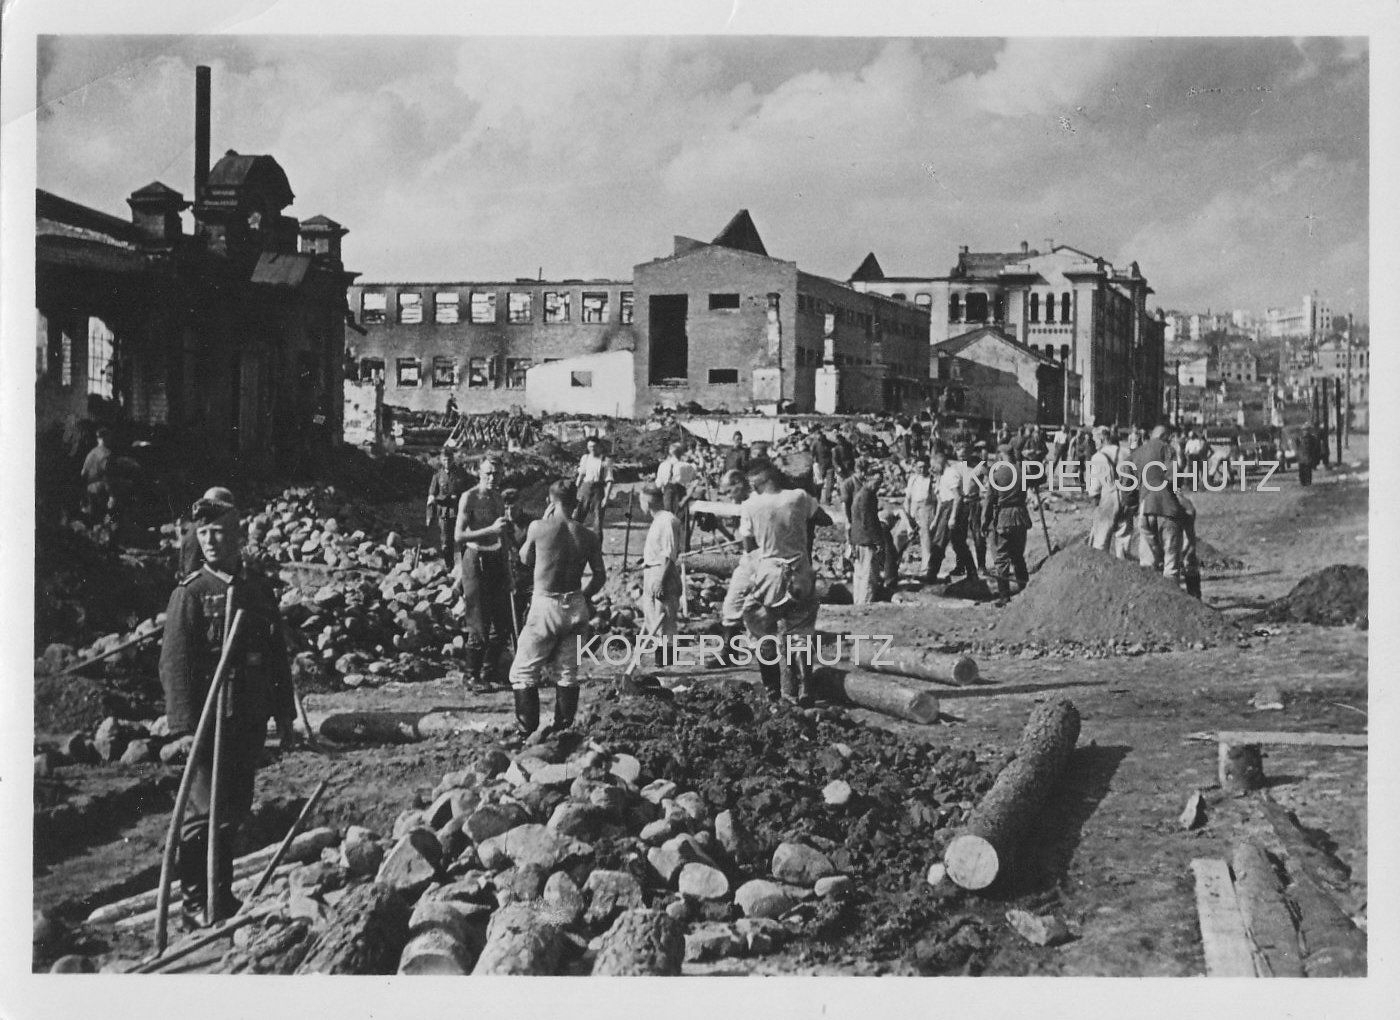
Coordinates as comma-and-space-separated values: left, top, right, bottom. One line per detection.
203, 151, 295, 209
850, 252, 884, 282
129, 181, 187, 202
711, 209, 767, 256
934, 326, 1057, 365
300, 214, 345, 231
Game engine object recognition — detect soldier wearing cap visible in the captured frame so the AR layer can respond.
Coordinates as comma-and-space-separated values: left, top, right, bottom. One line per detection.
455, 458, 514, 689
158, 492, 297, 929
980, 443, 1032, 606
427, 445, 470, 567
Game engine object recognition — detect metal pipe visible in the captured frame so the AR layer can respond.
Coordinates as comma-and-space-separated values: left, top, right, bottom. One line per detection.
153, 609, 247, 955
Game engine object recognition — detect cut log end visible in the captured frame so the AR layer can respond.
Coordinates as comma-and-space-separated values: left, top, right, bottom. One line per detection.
943, 834, 1000, 891
1219, 742, 1266, 796
951, 655, 979, 685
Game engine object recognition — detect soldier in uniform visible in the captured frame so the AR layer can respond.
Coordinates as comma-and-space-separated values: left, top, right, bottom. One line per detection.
159, 492, 297, 929
981, 444, 1032, 607
455, 458, 515, 690
426, 445, 470, 568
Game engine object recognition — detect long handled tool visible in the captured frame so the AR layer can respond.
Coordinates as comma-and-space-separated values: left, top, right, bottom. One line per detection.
56, 627, 161, 677
139, 775, 329, 973
153, 609, 247, 956
1033, 486, 1054, 559
618, 490, 636, 574
207, 678, 229, 925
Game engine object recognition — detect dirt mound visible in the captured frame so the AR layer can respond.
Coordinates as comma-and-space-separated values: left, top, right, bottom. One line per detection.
583, 683, 1006, 970
1261, 565, 1368, 627
991, 545, 1237, 650
34, 525, 172, 653
1062, 531, 1245, 573
34, 673, 160, 736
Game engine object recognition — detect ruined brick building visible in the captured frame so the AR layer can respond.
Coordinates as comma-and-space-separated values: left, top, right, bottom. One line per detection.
35, 66, 356, 476
348, 211, 931, 418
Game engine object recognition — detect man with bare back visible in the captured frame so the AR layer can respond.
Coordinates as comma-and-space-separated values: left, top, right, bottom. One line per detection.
507, 479, 607, 739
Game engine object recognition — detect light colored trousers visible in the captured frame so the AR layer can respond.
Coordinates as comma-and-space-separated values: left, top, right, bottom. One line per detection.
508, 591, 591, 690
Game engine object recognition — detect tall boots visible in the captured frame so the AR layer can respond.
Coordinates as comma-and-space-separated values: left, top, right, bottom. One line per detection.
1184, 574, 1202, 599
758, 662, 782, 704
718, 624, 742, 667
513, 686, 540, 738
177, 833, 240, 930
550, 686, 579, 735
995, 576, 1012, 608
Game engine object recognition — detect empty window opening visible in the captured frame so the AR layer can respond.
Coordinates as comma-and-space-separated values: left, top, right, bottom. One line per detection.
543, 291, 571, 323
649, 294, 690, 383
506, 358, 531, 389
620, 292, 635, 324
570, 371, 593, 387
399, 292, 423, 324
397, 357, 422, 387
432, 356, 457, 388
508, 292, 533, 324
87, 317, 115, 399
361, 292, 387, 325
434, 292, 460, 324
581, 292, 609, 323
708, 293, 741, 311
468, 357, 490, 388
708, 368, 739, 384
470, 292, 497, 324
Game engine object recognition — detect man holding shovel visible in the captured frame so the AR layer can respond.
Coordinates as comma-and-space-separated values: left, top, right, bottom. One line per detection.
159, 492, 298, 930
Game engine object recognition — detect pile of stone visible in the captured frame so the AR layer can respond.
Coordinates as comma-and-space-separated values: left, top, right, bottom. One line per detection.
37, 713, 185, 774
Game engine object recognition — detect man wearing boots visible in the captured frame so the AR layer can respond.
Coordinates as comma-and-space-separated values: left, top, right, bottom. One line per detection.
638, 484, 683, 668
455, 458, 514, 690
426, 444, 470, 568
159, 493, 298, 929
509, 480, 607, 739
980, 444, 1032, 607
739, 463, 832, 706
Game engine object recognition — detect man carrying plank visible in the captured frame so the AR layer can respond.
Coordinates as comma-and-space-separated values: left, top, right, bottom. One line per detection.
159, 492, 299, 930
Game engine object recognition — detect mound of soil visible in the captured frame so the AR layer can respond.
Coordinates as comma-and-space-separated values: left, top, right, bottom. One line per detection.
1261, 564, 1368, 627
34, 673, 161, 736
991, 545, 1238, 649
34, 525, 172, 653
583, 683, 1007, 970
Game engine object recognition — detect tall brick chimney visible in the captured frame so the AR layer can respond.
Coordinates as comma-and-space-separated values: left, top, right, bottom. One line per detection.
195, 65, 211, 201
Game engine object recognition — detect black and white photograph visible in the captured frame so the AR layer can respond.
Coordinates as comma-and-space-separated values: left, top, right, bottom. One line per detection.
3, 0, 1395, 1013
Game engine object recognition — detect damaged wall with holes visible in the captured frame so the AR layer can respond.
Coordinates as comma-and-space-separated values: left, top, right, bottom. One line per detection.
345, 280, 638, 414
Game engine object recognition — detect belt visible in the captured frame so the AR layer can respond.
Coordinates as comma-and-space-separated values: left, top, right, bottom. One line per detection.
535, 590, 583, 601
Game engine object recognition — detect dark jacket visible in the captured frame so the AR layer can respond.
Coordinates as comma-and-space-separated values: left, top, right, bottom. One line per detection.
848, 485, 883, 547
159, 565, 294, 735
1126, 438, 1185, 519
428, 464, 470, 522
981, 460, 1033, 533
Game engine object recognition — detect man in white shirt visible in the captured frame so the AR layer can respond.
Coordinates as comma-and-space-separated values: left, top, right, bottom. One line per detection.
1087, 426, 1133, 559
638, 484, 682, 668
928, 452, 976, 582
902, 458, 937, 582
718, 470, 757, 666
573, 435, 614, 535
739, 463, 832, 705
655, 440, 700, 548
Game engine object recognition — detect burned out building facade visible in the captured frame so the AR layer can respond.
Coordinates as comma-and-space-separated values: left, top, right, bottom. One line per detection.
35, 67, 356, 476
349, 211, 930, 419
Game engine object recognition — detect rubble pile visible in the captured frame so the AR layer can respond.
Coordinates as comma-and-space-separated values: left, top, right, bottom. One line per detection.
36, 711, 189, 773
79, 686, 1004, 975
991, 545, 1238, 652
1260, 564, 1368, 628
34, 524, 171, 653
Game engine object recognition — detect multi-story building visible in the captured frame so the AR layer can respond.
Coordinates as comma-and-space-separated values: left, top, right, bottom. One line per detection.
849, 241, 1165, 426
36, 67, 354, 476
350, 211, 931, 418
632, 212, 929, 415
1266, 293, 1332, 341
346, 277, 638, 414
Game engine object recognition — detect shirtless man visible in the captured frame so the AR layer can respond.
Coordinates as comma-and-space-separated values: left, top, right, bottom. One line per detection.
508, 480, 607, 739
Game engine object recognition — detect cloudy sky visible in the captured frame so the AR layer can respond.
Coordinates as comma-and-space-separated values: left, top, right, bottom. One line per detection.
36, 34, 1369, 318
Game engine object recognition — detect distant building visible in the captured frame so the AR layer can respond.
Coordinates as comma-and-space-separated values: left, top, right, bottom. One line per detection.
1266, 292, 1332, 341
349, 210, 931, 418
849, 241, 1165, 426
345, 277, 638, 415
35, 67, 355, 475
931, 327, 1078, 427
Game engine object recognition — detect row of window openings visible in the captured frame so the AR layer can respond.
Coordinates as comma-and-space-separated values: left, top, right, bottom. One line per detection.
362, 291, 636, 326
42, 317, 117, 399
795, 295, 922, 341
365, 355, 745, 389
944, 292, 1074, 324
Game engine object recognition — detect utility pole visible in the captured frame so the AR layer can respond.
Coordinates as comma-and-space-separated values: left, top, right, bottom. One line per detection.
1334, 375, 1343, 465
1343, 312, 1353, 449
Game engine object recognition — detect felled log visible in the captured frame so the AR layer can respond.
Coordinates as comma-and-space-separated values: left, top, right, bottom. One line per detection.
677, 552, 741, 578
1258, 799, 1354, 905
1288, 872, 1367, 977
295, 883, 411, 975
318, 712, 423, 745
591, 908, 685, 975
113, 864, 297, 931
812, 668, 940, 724
1189, 858, 1256, 977
398, 899, 489, 975
1218, 742, 1265, 796
944, 699, 1081, 890
1231, 842, 1304, 977
849, 644, 979, 687
471, 902, 566, 975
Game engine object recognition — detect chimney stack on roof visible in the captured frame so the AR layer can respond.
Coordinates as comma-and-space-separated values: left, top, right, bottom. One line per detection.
1020, 240, 1029, 255
195, 66, 211, 201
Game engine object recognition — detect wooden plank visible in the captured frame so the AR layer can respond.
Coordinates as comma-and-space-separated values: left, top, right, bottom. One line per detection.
1190, 858, 1258, 977
1184, 730, 1367, 750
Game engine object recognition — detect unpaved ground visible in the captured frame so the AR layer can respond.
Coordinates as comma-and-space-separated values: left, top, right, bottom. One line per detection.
33, 447, 1369, 975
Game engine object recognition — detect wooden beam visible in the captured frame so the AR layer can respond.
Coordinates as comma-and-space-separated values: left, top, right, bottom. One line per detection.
1190, 858, 1258, 977
1184, 730, 1366, 750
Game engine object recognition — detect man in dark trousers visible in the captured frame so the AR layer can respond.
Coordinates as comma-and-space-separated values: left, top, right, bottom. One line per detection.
509, 480, 607, 739
159, 492, 298, 929
981, 444, 1032, 607
1126, 424, 1187, 583
1297, 423, 1322, 487
455, 458, 515, 690
723, 430, 751, 475
808, 425, 834, 504
426, 445, 470, 567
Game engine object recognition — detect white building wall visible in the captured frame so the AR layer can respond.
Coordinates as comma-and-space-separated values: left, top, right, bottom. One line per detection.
525, 350, 636, 418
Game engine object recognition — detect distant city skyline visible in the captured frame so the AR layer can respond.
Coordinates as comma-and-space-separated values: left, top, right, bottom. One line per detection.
37, 35, 1369, 319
